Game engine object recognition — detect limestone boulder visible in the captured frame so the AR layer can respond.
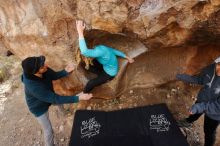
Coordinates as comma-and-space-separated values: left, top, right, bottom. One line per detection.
0, 0, 220, 99
77, 0, 220, 48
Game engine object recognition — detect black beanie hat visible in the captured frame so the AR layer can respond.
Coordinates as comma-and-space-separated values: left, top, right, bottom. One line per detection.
22, 56, 46, 74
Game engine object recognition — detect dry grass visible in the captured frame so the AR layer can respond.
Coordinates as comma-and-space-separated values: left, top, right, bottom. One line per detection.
0, 66, 8, 82
0, 55, 21, 83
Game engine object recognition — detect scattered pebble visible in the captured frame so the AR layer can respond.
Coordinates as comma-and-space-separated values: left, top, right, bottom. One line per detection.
166, 94, 171, 99
37, 130, 42, 136
86, 106, 91, 110
18, 118, 24, 123
59, 125, 64, 132
171, 88, 177, 93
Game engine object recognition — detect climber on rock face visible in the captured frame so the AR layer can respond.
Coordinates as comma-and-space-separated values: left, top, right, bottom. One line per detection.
21, 56, 93, 146
176, 56, 220, 146
76, 20, 134, 93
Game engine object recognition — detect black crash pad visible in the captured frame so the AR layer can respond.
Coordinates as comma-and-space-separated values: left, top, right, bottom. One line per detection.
69, 104, 189, 146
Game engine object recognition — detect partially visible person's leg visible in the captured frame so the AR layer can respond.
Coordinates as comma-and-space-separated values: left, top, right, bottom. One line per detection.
37, 112, 54, 146
178, 101, 202, 127
177, 113, 203, 127
83, 72, 114, 93
204, 115, 219, 146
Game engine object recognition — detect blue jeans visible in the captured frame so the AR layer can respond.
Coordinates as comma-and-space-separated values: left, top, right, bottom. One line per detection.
37, 112, 54, 146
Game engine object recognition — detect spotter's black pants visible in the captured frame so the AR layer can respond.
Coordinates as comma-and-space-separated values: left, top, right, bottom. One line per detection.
186, 107, 219, 146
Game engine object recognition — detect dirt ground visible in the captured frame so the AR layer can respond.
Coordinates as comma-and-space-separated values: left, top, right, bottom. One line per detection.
0, 56, 220, 146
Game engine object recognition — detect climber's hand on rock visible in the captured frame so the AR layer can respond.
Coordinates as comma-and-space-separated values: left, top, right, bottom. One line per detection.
76, 20, 86, 37
129, 58, 134, 63
78, 93, 93, 101
65, 63, 76, 73
126, 56, 134, 63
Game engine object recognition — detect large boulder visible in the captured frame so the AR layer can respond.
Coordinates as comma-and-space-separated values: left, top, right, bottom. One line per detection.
120, 44, 220, 92
0, 0, 77, 69
77, 0, 220, 48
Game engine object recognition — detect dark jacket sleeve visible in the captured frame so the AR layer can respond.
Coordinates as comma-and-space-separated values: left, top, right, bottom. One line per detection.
191, 98, 220, 115
45, 68, 68, 80
176, 74, 203, 85
176, 63, 215, 85
28, 82, 79, 104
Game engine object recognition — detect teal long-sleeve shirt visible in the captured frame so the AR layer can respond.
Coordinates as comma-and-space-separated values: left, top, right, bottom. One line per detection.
79, 38, 126, 77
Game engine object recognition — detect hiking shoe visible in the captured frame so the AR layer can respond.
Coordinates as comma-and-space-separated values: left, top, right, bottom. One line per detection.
177, 119, 192, 128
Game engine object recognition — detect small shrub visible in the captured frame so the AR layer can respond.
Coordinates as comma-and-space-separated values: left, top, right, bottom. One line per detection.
0, 66, 8, 82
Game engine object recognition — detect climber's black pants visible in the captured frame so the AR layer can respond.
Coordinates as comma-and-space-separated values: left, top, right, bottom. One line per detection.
186, 106, 219, 146
83, 59, 114, 93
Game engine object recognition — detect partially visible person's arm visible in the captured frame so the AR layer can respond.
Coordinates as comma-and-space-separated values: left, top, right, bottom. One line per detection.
176, 74, 203, 85
176, 63, 215, 85
190, 98, 220, 115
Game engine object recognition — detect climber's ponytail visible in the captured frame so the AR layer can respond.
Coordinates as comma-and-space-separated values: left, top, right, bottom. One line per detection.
75, 47, 93, 70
